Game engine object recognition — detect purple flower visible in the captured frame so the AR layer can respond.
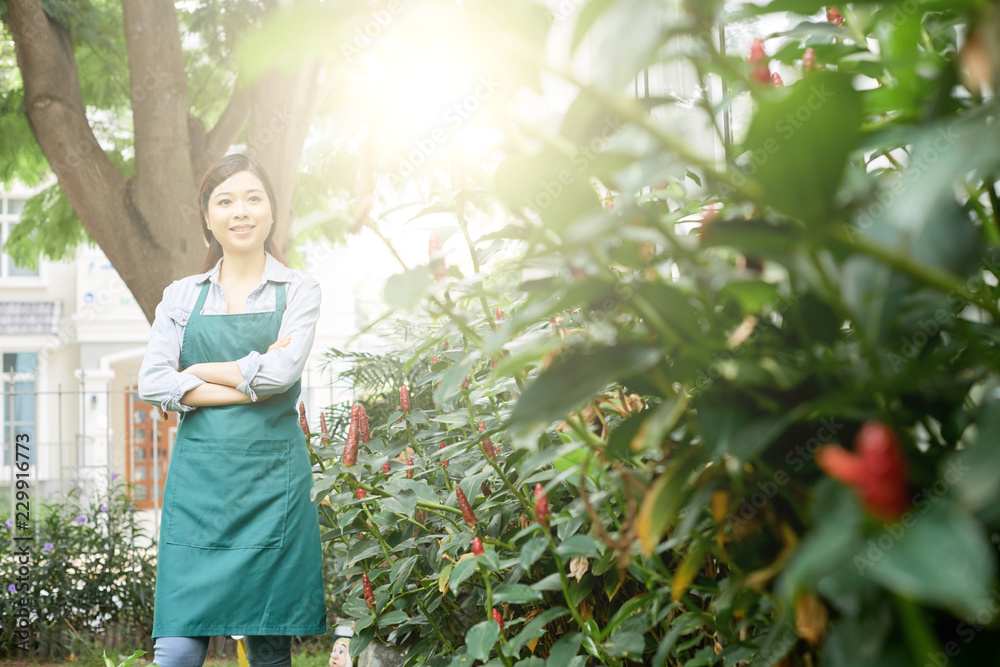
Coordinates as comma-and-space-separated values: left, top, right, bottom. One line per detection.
8, 584, 16, 593
100, 505, 108, 513
76, 515, 86, 525
112, 472, 119, 480
44, 542, 54, 552
4, 518, 11, 528
127, 506, 135, 512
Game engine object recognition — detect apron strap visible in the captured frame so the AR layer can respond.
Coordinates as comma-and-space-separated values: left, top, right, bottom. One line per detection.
276, 282, 287, 318
191, 281, 211, 320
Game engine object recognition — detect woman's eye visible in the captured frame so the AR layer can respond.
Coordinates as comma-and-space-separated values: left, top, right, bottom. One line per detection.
218, 199, 231, 206
249, 196, 261, 203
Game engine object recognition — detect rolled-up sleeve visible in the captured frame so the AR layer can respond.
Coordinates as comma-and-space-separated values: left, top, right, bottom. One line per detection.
237, 276, 321, 398
138, 283, 206, 413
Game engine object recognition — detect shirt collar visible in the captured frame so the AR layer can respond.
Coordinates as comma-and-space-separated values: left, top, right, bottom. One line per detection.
193, 251, 294, 287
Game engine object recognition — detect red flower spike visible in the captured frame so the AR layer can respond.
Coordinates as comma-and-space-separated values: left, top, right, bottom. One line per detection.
492, 608, 504, 631
456, 486, 477, 527
358, 404, 371, 443
406, 456, 414, 479
495, 307, 505, 322
438, 441, 449, 468
748, 38, 770, 84
534, 483, 551, 528
826, 6, 843, 25
432, 356, 439, 365
298, 402, 309, 436
477, 421, 495, 457
816, 421, 910, 521
472, 536, 484, 557
382, 461, 391, 474
770, 71, 784, 87
362, 573, 375, 608
400, 385, 411, 413
803, 47, 816, 72
320, 412, 329, 436
356, 488, 367, 499
343, 405, 359, 467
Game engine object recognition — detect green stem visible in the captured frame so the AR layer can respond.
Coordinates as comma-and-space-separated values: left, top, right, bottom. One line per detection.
360, 502, 394, 563
465, 396, 532, 511
416, 596, 455, 652
893, 595, 946, 665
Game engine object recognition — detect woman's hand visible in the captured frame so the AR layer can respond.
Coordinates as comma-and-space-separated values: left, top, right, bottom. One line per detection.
268, 336, 291, 353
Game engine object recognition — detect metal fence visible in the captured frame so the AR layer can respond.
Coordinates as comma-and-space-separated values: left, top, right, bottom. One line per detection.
2, 366, 340, 543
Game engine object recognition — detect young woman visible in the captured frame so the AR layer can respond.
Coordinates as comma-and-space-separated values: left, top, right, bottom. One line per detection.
138, 154, 327, 667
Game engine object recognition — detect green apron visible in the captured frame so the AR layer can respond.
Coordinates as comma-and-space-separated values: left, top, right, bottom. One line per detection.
151, 280, 327, 639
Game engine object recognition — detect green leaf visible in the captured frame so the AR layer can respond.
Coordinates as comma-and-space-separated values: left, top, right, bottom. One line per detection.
519, 536, 549, 568
510, 344, 663, 434
466, 620, 500, 662
554, 534, 601, 558
449, 557, 479, 592
508, 607, 570, 655
603, 630, 645, 659
864, 497, 997, 619
385, 265, 433, 309
547, 633, 583, 667
378, 610, 409, 626
390, 556, 418, 596
741, 70, 863, 223
493, 583, 544, 604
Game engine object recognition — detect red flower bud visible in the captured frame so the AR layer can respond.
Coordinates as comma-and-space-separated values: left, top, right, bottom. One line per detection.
826, 6, 843, 25
481, 482, 492, 498
432, 356, 439, 365
438, 441, 449, 467
400, 385, 411, 413
534, 483, 551, 528
803, 47, 816, 72
343, 405, 359, 467
472, 536, 484, 557
406, 456, 414, 479
456, 486, 477, 527
298, 402, 309, 436
362, 572, 375, 608
495, 307, 505, 322
478, 421, 496, 458
770, 71, 784, 87
492, 608, 503, 630
749, 37, 771, 84
358, 404, 370, 443
816, 421, 910, 521
356, 488, 367, 499
320, 412, 329, 442
382, 461, 391, 474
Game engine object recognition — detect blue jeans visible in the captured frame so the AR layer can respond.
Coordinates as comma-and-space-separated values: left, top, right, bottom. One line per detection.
151, 635, 291, 667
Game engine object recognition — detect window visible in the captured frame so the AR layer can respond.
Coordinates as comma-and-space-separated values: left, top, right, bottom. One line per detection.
2, 352, 37, 466
1, 197, 40, 280
135, 467, 146, 481
134, 447, 145, 462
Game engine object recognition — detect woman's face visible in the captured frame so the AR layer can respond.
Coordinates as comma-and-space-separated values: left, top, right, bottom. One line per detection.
205, 170, 273, 255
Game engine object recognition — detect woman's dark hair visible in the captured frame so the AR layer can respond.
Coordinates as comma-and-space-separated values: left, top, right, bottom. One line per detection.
197, 153, 289, 272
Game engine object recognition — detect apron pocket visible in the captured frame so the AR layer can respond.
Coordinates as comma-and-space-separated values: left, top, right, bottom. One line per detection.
163, 436, 290, 549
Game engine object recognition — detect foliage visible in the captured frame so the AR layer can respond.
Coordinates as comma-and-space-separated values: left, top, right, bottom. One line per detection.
0, 478, 157, 659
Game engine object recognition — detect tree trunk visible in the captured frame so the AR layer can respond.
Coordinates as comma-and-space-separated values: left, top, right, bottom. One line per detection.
5, 0, 324, 322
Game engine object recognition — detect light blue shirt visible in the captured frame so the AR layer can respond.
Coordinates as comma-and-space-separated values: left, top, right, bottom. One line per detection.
138, 251, 322, 414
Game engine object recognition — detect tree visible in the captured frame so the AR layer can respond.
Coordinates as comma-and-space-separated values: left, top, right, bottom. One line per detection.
2, 0, 331, 321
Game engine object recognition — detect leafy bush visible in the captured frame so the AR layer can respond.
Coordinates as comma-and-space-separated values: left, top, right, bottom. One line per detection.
0, 478, 156, 659
286, 0, 1000, 664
